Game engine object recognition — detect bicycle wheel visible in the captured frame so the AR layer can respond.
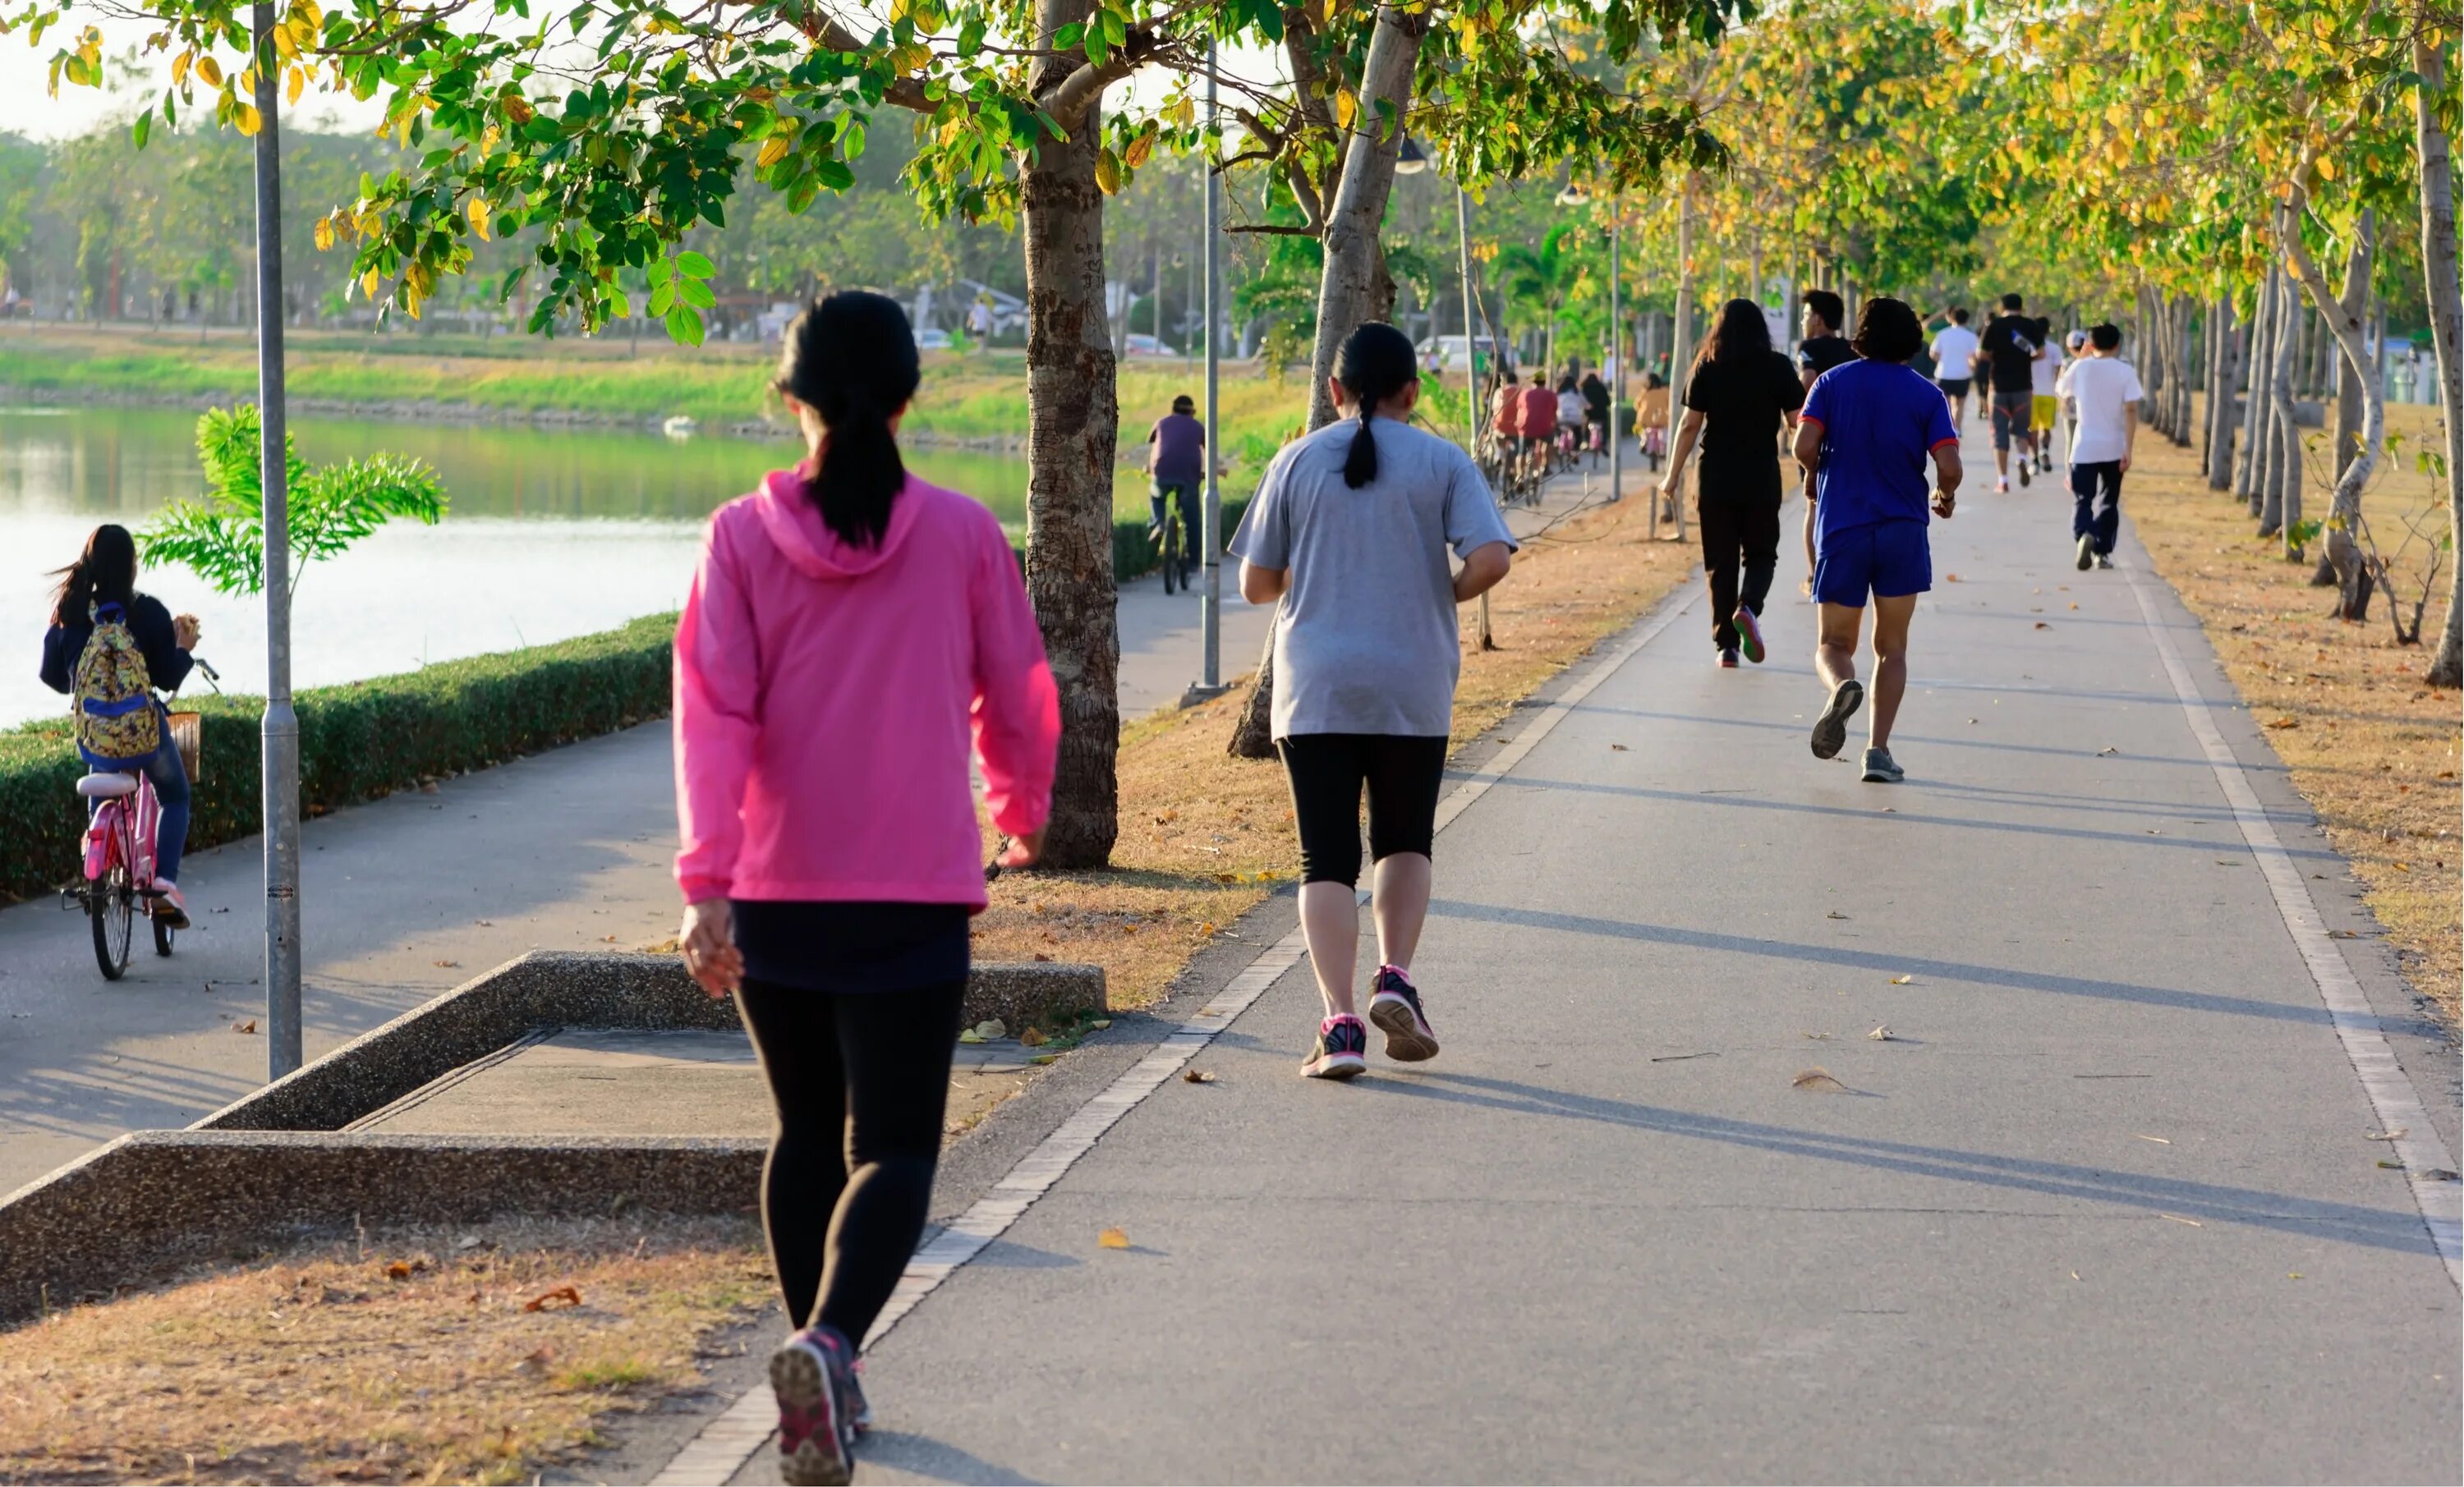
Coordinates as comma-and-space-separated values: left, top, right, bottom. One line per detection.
91, 865, 132, 980
154, 911, 176, 957
1161, 520, 1180, 594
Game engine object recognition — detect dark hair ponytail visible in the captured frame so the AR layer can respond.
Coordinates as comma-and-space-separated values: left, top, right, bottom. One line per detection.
49, 523, 137, 626
1334, 321, 1420, 489
773, 291, 922, 548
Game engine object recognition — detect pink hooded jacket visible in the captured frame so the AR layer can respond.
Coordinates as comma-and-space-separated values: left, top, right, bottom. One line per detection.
673, 469, 1059, 909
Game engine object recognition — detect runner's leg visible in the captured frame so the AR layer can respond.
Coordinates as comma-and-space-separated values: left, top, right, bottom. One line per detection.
737, 980, 848, 1330
1362, 735, 1448, 974
1280, 734, 1369, 1019
1867, 592, 1919, 750
815, 978, 964, 1344
1817, 600, 1864, 694
1698, 493, 1743, 649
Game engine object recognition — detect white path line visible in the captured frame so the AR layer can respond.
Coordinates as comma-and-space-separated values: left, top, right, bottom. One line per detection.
2123, 558, 2462, 1287
648, 581, 1701, 1486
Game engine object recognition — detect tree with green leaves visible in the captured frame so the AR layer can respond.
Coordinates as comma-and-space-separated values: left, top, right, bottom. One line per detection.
142, 403, 445, 599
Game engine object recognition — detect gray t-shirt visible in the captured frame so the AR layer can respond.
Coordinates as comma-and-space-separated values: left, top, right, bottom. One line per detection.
1229, 416, 1516, 739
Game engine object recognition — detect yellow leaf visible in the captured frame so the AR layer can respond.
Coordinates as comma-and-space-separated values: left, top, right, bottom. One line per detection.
1889, 975, 1913, 984
1094, 148, 1120, 195
234, 101, 262, 136
756, 134, 791, 168
1124, 130, 1153, 169
2314, 154, 2337, 181
196, 55, 223, 87
1335, 88, 1358, 129
467, 195, 490, 240
1096, 1228, 1131, 1250
172, 50, 191, 87
361, 266, 379, 300
287, 65, 305, 105
274, 18, 298, 57
312, 216, 335, 251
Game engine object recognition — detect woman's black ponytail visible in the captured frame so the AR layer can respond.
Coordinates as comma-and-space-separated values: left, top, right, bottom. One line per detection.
773, 291, 923, 548
1335, 321, 1420, 489
48, 523, 136, 626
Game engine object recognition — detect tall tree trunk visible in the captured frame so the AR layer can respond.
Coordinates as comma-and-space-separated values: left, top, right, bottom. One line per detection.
1665, 177, 1697, 534
1234, 2, 1429, 759
2259, 273, 2297, 536
2174, 296, 2195, 445
2276, 186, 2384, 576
2247, 277, 2277, 504
2316, 210, 2375, 600
2417, 31, 2464, 686
1021, 0, 1122, 866
2206, 296, 2239, 488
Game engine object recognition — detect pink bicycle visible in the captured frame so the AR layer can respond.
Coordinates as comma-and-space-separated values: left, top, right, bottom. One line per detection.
68, 659, 213, 980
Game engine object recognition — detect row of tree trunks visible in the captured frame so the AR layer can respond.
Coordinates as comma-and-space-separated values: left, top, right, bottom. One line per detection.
2234, 267, 2272, 503
2261, 268, 2305, 547
2204, 296, 2239, 486
2314, 210, 2377, 611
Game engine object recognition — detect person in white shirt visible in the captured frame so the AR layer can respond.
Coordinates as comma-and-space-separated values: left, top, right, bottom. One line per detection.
2030, 328, 2068, 475
1928, 308, 1982, 425
2054, 322, 2144, 571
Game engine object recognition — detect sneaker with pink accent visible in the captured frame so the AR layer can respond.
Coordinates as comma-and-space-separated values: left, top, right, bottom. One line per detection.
770, 1324, 857, 1485
1301, 1014, 1368, 1080
1368, 965, 1440, 1062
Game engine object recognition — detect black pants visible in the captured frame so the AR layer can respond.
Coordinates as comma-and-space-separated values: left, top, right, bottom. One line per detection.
734, 976, 966, 1343
1696, 464, 1782, 650
1277, 732, 1449, 887
2071, 460, 2122, 554
1149, 480, 1200, 574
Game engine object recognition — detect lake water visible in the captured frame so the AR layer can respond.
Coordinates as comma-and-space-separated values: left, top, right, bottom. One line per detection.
1, 405, 1058, 729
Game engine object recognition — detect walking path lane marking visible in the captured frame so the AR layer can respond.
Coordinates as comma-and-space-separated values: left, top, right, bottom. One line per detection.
648, 569, 1703, 1487
2122, 553, 2461, 1287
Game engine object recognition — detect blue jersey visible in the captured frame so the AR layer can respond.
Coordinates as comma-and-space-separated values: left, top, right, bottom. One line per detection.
1801, 360, 1957, 539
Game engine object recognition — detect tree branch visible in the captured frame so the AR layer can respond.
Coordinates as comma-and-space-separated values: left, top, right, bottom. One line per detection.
1226, 223, 1322, 236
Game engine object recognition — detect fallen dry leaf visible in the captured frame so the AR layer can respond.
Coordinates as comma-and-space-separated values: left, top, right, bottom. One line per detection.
1867, 1025, 1892, 1041
232, 1018, 259, 1035
2365, 1128, 2409, 1141
956, 1029, 986, 1045
2096, 746, 2118, 756
433, 960, 460, 969
2033, 621, 2050, 630
517, 1346, 554, 1376
1827, 910, 1850, 920
382, 1258, 429, 1280
972, 1019, 1007, 1041
1089, 1018, 1111, 1030
1610, 743, 1630, 751
2266, 717, 2299, 729
1019, 1027, 1047, 1048
1889, 975, 1914, 985
2158, 1214, 2203, 1228
2134, 1134, 2172, 1145
1792, 1068, 1849, 1093
522, 1285, 582, 1312
1802, 1030, 1832, 1040
1182, 1068, 1216, 1083
1096, 1228, 1132, 1250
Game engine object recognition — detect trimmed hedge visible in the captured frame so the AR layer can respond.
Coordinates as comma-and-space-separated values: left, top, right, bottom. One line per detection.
1, 614, 677, 902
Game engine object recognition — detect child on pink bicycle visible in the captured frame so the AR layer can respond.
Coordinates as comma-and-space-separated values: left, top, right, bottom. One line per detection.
39, 524, 201, 928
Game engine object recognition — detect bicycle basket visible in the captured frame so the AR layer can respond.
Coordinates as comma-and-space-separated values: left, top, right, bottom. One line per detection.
166, 710, 203, 783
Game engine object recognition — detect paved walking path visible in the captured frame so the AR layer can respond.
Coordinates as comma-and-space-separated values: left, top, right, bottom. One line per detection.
665, 415, 2457, 1483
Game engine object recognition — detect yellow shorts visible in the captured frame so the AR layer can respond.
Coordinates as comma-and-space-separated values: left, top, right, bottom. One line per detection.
2033, 394, 2058, 428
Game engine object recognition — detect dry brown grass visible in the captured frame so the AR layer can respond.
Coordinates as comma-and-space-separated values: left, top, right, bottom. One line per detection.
970, 495, 1700, 1015
0, 1216, 769, 1485
2128, 401, 2460, 1022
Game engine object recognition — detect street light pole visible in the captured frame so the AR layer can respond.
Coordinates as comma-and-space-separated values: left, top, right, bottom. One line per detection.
250, 0, 302, 1080
1197, 44, 1223, 698
1609, 204, 1623, 512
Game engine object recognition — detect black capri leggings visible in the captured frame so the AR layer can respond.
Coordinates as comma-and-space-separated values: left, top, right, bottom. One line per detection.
1277, 732, 1450, 887
733, 977, 965, 1344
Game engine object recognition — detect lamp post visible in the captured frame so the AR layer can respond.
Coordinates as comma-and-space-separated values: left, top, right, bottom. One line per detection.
251, 1, 302, 1079
1193, 44, 1225, 702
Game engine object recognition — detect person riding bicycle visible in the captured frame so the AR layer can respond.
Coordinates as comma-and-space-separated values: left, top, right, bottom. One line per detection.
1144, 393, 1204, 586
39, 524, 200, 928
1518, 373, 1559, 484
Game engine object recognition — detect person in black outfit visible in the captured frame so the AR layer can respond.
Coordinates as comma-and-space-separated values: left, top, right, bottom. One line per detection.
1579, 370, 1611, 461
1980, 291, 2048, 490
39, 523, 201, 925
1662, 299, 1807, 666
1793, 288, 1858, 592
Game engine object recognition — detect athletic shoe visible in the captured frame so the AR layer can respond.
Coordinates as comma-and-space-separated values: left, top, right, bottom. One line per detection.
1995, 476, 2010, 493
771, 1325, 857, 1486
149, 880, 190, 929
1733, 604, 1766, 664
2094, 553, 2114, 569
1301, 1015, 1368, 1080
1717, 646, 1740, 668
2076, 533, 2094, 571
1860, 746, 1905, 783
845, 1359, 873, 1435
1368, 966, 1440, 1062
2016, 461, 2030, 488
1810, 677, 1866, 760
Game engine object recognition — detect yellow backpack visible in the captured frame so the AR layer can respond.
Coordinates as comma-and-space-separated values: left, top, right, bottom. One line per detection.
73, 602, 161, 764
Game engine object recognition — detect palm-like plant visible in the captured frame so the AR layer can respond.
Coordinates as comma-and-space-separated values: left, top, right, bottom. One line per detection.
141, 405, 447, 601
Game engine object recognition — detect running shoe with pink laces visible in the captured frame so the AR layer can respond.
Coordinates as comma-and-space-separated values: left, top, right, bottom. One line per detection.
1301, 1014, 1368, 1079
1368, 965, 1440, 1062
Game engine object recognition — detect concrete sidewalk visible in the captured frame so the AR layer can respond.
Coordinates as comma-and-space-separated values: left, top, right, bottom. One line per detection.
669, 418, 2457, 1483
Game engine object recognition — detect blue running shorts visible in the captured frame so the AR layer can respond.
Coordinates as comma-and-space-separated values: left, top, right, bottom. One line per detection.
1814, 520, 1932, 607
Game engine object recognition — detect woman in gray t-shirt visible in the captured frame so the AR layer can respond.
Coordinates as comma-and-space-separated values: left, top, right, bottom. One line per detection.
1228, 321, 1516, 1081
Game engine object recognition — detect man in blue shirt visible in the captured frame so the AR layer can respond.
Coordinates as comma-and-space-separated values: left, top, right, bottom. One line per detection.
1791, 296, 1963, 783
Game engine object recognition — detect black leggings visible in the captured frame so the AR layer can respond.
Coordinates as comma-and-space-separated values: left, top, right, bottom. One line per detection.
1277, 732, 1449, 887
734, 977, 965, 1343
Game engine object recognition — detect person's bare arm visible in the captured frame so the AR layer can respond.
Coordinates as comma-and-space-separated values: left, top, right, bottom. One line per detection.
2120, 405, 2139, 471
1240, 561, 1287, 605
1792, 419, 1824, 484
1658, 408, 1706, 493
1453, 541, 1513, 604
1930, 443, 1963, 518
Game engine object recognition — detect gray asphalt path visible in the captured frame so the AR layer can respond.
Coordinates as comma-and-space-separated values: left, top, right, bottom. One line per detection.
718, 424, 2459, 1483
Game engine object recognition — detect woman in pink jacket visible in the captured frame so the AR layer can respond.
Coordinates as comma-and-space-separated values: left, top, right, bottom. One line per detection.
673, 291, 1059, 1486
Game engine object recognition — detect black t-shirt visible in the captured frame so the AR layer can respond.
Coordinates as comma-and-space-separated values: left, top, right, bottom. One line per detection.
1981, 314, 2048, 392
1684, 351, 1808, 462
39, 591, 194, 699
1795, 335, 1856, 381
